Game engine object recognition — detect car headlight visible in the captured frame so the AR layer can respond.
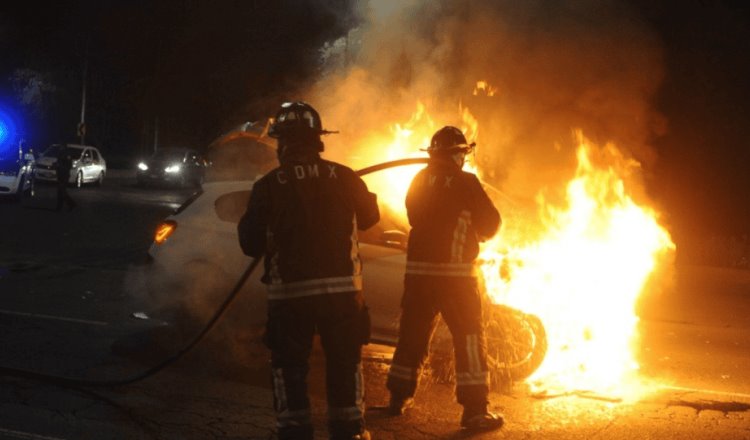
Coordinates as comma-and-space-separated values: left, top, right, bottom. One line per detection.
164, 164, 181, 173
138, 162, 149, 171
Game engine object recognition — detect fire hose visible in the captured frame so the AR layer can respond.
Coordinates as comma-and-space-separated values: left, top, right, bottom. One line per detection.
0, 158, 431, 389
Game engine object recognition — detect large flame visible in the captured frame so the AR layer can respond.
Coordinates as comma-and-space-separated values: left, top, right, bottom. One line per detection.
351, 83, 674, 399
481, 132, 675, 398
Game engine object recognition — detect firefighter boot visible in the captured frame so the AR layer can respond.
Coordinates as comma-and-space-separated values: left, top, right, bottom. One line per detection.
387, 395, 415, 416
460, 406, 505, 431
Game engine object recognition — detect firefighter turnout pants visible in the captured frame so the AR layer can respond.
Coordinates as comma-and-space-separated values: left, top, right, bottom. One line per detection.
264, 290, 370, 440
387, 275, 490, 408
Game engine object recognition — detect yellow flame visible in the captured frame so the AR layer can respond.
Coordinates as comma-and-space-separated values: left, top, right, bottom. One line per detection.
480, 132, 674, 398
459, 102, 479, 145
355, 102, 435, 223
474, 80, 498, 97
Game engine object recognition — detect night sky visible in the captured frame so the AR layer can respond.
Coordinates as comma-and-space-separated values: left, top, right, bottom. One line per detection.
2, 1, 750, 243
0, 1, 357, 158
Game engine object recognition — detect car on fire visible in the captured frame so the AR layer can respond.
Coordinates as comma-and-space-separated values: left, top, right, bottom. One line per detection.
34, 144, 107, 187
136, 127, 547, 384
136, 148, 209, 188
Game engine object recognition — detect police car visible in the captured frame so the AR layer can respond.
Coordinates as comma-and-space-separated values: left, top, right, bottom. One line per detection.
0, 138, 35, 199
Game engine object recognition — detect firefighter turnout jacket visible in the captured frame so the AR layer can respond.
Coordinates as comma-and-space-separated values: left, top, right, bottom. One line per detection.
405, 159, 500, 277
238, 153, 380, 299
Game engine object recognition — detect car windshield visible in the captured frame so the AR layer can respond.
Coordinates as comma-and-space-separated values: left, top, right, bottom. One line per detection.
41, 145, 64, 158
151, 150, 185, 161
42, 145, 84, 159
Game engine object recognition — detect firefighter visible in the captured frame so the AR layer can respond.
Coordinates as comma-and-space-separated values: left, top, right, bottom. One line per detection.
238, 101, 380, 440
386, 126, 503, 431
55, 145, 77, 211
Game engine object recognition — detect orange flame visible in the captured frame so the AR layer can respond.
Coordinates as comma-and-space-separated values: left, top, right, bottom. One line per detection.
354, 102, 433, 223
459, 102, 479, 145
481, 132, 674, 398
473, 80, 498, 97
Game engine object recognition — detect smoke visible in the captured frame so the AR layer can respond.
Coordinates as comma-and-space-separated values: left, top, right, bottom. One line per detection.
310, 0, 665, 206
122, 1, 672, 370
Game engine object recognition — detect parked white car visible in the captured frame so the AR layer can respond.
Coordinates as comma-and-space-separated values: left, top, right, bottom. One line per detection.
35, 144, 107, 187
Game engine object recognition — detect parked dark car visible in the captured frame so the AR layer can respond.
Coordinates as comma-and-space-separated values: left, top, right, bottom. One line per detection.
136, 148, 208, 188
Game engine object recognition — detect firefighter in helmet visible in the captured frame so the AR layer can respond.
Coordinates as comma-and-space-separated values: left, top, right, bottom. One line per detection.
386, 126, 503, 431
238, 101, 380, 440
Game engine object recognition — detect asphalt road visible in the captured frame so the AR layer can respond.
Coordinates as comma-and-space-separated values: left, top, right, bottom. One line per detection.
0, 171, 749, 439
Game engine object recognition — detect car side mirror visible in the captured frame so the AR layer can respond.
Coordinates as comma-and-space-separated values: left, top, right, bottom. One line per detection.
380, 230, 408, 250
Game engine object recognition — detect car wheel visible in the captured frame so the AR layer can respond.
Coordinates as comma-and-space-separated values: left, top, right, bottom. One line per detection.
75, 171, 83, 188
95, 172, 104, 187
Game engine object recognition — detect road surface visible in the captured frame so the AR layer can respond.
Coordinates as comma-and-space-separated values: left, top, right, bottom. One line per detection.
0, 171, 748, 439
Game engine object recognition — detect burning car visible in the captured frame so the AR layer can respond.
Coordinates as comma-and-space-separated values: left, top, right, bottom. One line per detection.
137, 133, 547, 384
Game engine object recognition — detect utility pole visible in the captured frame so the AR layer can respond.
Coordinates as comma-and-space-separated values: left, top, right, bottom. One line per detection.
78, 54, 88, 145
153, 116, 159, 153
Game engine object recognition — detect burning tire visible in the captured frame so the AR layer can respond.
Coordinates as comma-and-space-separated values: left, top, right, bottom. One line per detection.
484, 304, 547, 383
426, 304, 547, 388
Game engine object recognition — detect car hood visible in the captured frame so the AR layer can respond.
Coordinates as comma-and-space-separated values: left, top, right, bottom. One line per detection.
36, 156, 58, 167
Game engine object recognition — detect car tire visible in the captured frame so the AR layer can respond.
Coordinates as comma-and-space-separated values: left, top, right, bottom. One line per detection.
75, 171, 83, 188
95, 172, 104, 187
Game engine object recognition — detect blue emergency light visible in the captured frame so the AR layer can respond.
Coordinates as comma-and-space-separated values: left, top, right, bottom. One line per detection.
0, 104, 23, 153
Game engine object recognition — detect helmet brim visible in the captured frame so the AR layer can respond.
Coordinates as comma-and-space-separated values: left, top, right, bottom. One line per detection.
267, 127, 339, 139
420, 142, 476, 153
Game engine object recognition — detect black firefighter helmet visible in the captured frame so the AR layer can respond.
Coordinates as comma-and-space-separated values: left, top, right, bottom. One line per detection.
267, 101, 336, 140
424, 126, 476, 157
